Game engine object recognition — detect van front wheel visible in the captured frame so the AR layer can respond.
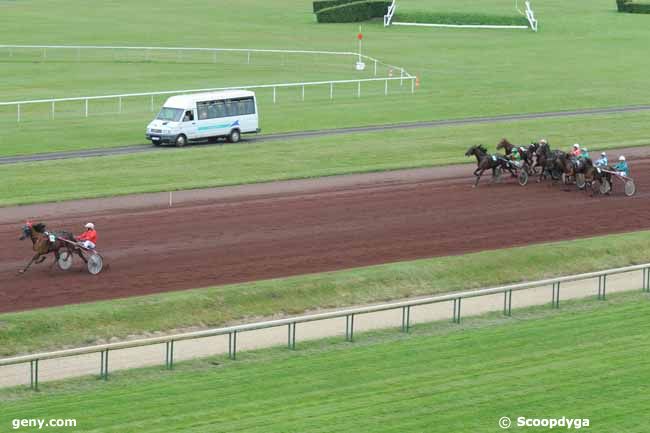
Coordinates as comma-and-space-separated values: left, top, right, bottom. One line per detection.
175, 134, 187, 147
228, 129, 241, 143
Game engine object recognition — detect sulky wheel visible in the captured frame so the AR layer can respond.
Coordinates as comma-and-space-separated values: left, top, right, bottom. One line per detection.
57, 251, 73, 271
518, 170, 529, 186
87, 253, 104, 275
624, 180, 636, 197
599, 179, 611, 195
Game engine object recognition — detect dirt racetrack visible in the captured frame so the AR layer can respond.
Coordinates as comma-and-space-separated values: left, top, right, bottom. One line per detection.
2, 152, 650, 314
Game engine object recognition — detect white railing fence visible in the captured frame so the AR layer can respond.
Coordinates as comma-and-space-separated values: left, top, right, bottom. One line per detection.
0, 45, 415, 122
2, 263, 649, 390
384, 0, 397, 27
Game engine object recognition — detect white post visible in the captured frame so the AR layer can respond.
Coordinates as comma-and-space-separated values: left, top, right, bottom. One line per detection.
357, 81, 361, 98
118, 97, 122, 113
169, 191, 173, 208
302, 85, 305, 101
411, 78, 415, 94
330, 82, 333, 100
17, 104, 20, 122
247, 51, 251, 65
385, 79, 388, 96
400, 68, 404, 86
51, 101, 55, 118
85, 99, 89, 117
374, 60, 377, 76
273, 87, 276, 104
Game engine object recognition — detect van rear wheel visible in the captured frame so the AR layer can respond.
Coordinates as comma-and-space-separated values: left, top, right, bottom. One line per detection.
228, 129, 241, 143
175, 134, 187, 147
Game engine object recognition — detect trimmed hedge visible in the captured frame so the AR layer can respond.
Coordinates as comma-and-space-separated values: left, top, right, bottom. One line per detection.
313, 0, 357, 13
617, 0, 650, 13
393, 11, 529, 26
316, 0, 391, 23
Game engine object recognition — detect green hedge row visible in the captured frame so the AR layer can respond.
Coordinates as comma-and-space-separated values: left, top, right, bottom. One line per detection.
393, 11, 529, 26
617, 0, 650, 13
313, 0, 357, 13
316, 1, 391, 23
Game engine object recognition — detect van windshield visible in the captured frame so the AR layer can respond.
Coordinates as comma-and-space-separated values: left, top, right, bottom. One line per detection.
156, 107, 183, 122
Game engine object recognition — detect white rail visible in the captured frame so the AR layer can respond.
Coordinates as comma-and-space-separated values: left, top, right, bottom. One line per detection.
2, 262, 649, 389
0, 45, 414, 121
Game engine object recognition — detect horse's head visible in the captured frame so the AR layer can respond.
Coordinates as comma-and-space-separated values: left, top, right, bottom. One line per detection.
496, 138, 510, 151
19, 222, 32, 240
465, 146, 477, 157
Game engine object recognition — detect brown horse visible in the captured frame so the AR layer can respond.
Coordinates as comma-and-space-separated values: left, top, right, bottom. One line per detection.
465, 144, 515, 187
496, 138, 534, 173
18, 222, 85, 274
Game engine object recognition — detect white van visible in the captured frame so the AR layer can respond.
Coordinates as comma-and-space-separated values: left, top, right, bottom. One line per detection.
146, 90, 260, 147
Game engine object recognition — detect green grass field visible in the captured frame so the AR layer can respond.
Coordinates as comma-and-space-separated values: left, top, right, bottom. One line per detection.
2, 230, 649, 357
2, 110, 649, 206
2, 291, 649, 432
1, 0, 650, 157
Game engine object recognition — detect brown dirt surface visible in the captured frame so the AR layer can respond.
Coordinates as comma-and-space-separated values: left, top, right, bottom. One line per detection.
2, 149, 649, 314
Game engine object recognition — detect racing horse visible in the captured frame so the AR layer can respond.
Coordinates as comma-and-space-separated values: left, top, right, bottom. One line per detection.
18, 222, 85, 274
555, 153, 598, 190
496, 138, 534, 174
465, 144, 516, 187
536, 142, 566, 183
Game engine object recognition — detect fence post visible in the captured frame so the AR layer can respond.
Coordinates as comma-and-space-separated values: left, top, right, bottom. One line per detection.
228, 332, 237, 360
374, 59, 377, 76
503, 290, 513, 316
400, 68, 404, 86
551, 282, 560, 308
118, 97, 122, 114
330, 82, 333, 100
100, 350, 109, 380
30, 360, 39, 391
385, 79, 388, 96
85, 99, 89, 118
345, 314, 355, 341
598, 275, 607, 300
401, 306, 411, 333
273, 87, 276, 104
411, 78, 415, 94
287, 323, 296, 350
51, 101, 55, 119
357, 81, 361, 98
302, 85, 305, 101
452, 298, 462, 323
247, 50, 251, 65
17, 104, 20, 122
165, 340, 175, 370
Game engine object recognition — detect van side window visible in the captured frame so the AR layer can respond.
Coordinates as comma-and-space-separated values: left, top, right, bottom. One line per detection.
183, 110, 194, 122
225, 100, 236, 117
197, 102, 209, 120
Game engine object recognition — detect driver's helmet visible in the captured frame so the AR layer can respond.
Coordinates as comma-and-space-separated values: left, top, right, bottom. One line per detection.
582, 148, 588, 153
619, 155, 626, 161
539, 139, 548, 145
601, 152, 606, 156
84, 222, 95, 230
573, 143, 580, 149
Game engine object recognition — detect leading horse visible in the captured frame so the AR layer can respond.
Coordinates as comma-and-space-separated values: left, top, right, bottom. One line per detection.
465, 144, 515, 187
496, 138, 534, 173
18, 222, 85, 274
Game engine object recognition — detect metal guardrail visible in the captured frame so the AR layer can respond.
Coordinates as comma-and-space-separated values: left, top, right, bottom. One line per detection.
0, 45, 414, 121
3, 262, 649, 390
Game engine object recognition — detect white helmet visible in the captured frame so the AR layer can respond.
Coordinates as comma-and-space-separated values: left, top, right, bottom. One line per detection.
619, 155, 626, 161
601, 152, 606, 156
84, 222, 95, 230
540, 139, 548, 145
573, 143, 580, 149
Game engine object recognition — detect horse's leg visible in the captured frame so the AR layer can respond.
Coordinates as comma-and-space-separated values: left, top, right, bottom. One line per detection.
77, 249, 88, 264
472, 167, 481, 187
19, 253, 41, 274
